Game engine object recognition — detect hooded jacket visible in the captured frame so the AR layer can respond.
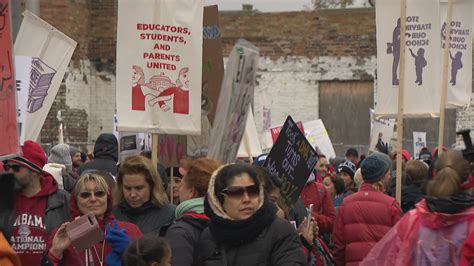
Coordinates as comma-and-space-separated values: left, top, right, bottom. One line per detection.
78, 134, 118, 177
361, 196, 474, 266
300, 181, 336, 234
333, 183, 402, 266
44, 188, 142, 266
4, 173, 70, 266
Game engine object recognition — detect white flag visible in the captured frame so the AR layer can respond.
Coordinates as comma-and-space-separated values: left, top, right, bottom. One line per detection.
376, 0, 441, 116
116, 0, 203, 135
440, 0, 472, 108
14, 11, 77, 141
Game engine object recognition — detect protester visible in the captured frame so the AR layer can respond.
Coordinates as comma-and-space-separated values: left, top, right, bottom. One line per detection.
123, 235, 171, 266
314, 155, 330, 182
333, 154, 402, 265
401, 160, 428, 212
78, 133, 119, 176
418, 147, 433, 166
301, 170, 337, 234
197, 164, 307, 265
0, 232, 21, 266
333, 160, 357, 208
1, 140, 70, 265
69, 146, 82, 174
140, 150, 170, 191
113, 155, 175, 234
164, 158, 220, 265
322, 173, 345, 203
166, 172, 182, 205
345, 148, 359, 167
45, 173, 142, 265
361, 150, 474, 265
43, 143, 76, 192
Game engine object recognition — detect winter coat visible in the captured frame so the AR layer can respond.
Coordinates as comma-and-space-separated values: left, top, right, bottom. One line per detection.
401, 183, 424, 213
43, 187, 142, 266
43, 163, 76, 192
362, 194, 474, 266
333, 183, 402, 266
197, 198, 307, 266
300, 181, 336, 234
78, 134, 118, 176
0, 172, 70, 243
165, 213, 209, 266
113, 201, 175, 234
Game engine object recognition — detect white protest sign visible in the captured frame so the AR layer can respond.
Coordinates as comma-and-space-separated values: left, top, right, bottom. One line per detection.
116, 0, 203, 134
14, 11, 77, 141
238, 108, 262, 158
303, 119, 336, 159
413, 131, 427, 160
376, 0, 441, 116
369, 109, 395, 153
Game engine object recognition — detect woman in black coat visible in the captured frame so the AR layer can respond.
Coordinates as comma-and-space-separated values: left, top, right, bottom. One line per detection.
197, 164, 307, 266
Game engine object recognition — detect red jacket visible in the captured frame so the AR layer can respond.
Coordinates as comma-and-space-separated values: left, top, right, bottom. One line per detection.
333, 183, 402, 266
300, 181, 336, 234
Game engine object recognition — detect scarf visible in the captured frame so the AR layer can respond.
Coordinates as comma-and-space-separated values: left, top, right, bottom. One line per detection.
426, 193, 474, 214
175, 197, 205, 219
118, 200, 155, 216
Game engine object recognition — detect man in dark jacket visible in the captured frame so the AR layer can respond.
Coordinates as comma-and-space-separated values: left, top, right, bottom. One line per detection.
78, 133, 119, 177
401, 160, 428, 212
1, 140, 70, 265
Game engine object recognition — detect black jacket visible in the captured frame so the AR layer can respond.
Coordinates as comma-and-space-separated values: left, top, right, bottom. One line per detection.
165, 214, 209, 266
197, 217, 307, 266
401, 183, 424, 212
113, 201, 175, 234
78, 133, 118, 176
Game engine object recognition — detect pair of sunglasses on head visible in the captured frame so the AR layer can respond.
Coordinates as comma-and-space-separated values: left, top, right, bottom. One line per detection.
221, 185, 260, 198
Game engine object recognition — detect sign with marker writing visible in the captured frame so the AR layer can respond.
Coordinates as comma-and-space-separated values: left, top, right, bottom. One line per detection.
264, 116, 318, 206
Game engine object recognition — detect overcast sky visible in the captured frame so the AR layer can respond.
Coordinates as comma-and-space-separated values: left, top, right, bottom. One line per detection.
204, 0, 314, 12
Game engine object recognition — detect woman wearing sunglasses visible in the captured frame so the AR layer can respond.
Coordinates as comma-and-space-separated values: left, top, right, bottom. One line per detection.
44, 173, 143, 265
197, 164, 307, 265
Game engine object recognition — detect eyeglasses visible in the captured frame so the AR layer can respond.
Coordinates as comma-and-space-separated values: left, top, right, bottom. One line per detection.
79, 191, 107, 199
4, 164, 22, 173
221, 185, 260, 198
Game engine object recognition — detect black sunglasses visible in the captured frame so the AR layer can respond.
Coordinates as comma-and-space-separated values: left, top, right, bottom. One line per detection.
221, 185, 260, 198
4, 164, 22, 172
79, 191, 107, 199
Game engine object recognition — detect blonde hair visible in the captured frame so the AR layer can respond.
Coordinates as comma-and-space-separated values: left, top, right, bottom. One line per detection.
354, 169, 363, 189
427, 150, 469, 197
115, 155, 168, 207
75, 173, 110, 196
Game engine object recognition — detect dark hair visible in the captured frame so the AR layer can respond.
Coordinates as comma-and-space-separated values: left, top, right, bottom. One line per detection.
427, 150, 470, 197
80, 151, 87, 162
346, 148, 359, 158
214, 164, 260, 204
324, 175, 345, 195
123, 235, 170, 266
252, 166, 282, 195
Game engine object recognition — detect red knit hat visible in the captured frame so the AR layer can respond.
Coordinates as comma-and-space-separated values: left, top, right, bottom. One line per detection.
5, 140, 47, 173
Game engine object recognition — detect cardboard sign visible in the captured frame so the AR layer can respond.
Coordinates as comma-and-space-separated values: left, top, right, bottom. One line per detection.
413, 131, 427, 159
304, 119, 336, 159
264, 116, 318, 206
369, 109, 395, 153
0, 0, 19, 158
116, 0, 203, 135
207, 39, 259, 163
270, 121, 304, 143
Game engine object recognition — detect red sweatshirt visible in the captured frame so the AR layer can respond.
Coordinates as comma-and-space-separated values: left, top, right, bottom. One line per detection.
300, 181, 336, 234
11, 175, 57, 265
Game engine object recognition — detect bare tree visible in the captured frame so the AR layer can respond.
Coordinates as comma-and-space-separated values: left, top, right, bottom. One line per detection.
312, 0, 355, 9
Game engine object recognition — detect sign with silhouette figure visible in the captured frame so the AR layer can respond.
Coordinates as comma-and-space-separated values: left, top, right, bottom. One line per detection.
440, 0, 472, 108
116, 0, 203, 135
375, 0, 441, 116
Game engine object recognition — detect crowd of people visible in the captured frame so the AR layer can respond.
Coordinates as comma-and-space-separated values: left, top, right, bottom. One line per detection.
0, 132, 474, 265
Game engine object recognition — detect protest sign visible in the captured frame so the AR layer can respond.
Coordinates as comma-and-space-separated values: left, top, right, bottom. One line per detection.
157, 134, 187, 168
270, 121, 304, 143
263, 116, 318, 206
303, 119, 336, 159
207, 39, 258, 163
237, 108, 262, 158
14, 11, 77, 141
413, 131, 427, 159
440, 0, 472, 107
118, 132, 143, 162
376, 0, 441, 116
0, 0, 19, 158
116, 0, 203, 135
369, 109, 395, 153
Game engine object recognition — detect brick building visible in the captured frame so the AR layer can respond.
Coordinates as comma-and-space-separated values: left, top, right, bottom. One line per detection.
14, 1, 473, 156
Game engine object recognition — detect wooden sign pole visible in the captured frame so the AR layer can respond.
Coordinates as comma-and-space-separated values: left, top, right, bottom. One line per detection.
438, 0, 454, 157
396, 0, 408, 204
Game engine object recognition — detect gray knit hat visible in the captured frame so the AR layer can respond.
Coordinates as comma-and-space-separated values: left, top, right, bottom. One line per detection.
48, 144, 73, 169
